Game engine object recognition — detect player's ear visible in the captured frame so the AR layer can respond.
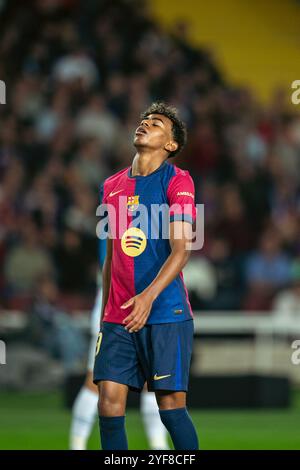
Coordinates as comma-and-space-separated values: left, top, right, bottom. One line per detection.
164, 141, 178, 154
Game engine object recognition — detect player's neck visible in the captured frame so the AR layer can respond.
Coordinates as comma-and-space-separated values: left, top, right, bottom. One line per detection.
131, 152, 166, 176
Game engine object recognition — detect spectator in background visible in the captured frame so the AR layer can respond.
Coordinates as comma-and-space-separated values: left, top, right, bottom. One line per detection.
25, 275, 87, 373
71, 138, 107, 189
215, 184, 256, 255
183, 256, 217, 311
75, 94, 121, 151
186, 120, 220, 178
244, 228, 291, 311
63, 185, 98, 238
205, 237, 244, 311
53, 227, 95, 295
272, 260, 300, 326
52, 47, 99, 89
4, 217, 54, 294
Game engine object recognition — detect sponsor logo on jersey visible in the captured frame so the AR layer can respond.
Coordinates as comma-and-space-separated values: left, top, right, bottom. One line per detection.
121, 227, 147, 257
177, 191, 194, 199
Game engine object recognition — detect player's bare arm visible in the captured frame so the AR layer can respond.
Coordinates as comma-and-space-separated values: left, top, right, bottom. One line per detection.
121, 221, 193, 333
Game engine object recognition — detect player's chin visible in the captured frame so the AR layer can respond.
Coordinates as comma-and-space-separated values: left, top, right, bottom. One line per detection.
134, 134, 148, 145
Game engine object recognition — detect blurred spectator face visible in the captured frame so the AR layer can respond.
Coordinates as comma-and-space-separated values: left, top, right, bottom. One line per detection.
63, 229, 81, 250
72, 188, 95, 214
221, 186, 244, 221
210, 238, 230, 261
288, 117, 300, 147
37, 277, 58, 303
79, 139, 101, 161
0, 116, 18, 146
107, 74, 126, 97
292, 280, 300, 297
276, 213, 300, 246
1, 160, 24, 197
259, 230, 281, 257
87, 95, 104, 112
21, 219, 40, 247
51, 86, 70, 114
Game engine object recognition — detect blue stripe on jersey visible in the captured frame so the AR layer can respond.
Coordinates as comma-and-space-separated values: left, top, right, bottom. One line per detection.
132, 163, 191, 324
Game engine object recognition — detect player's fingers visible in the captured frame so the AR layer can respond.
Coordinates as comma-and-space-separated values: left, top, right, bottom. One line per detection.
123, 313, 135, 324
123, 304, 140, 324
124, 319, 135, 329
132, 321, 146, 333
127, 320, 139, 332
125, 315, 140, 329
126, 312, 142, 331
127, 309, 149, 331
128, 313, 147, 332
121, 297, 135, 309
130, 324, 142, 333
125, 306, 149, 331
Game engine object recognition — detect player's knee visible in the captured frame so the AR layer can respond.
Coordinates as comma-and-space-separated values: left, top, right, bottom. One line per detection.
98, 385, 125, 416
99, 396, 124, 416
156, 391, 186, 410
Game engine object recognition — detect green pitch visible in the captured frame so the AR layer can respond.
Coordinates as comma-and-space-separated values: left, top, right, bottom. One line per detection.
0, 390, 299, 450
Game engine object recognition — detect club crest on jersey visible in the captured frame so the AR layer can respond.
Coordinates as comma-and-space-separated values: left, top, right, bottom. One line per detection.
127, 195, 140, 212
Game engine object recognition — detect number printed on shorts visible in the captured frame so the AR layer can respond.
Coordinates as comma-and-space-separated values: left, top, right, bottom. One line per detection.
95, 332, 103, 356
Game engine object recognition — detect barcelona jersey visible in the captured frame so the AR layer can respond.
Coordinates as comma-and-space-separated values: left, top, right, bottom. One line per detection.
99, 161, 196, 325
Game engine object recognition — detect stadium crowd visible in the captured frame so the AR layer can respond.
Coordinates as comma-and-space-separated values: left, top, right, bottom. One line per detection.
1, 0, 300, 314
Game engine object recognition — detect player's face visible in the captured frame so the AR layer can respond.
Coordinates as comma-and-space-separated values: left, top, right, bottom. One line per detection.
134, 113, 177, 155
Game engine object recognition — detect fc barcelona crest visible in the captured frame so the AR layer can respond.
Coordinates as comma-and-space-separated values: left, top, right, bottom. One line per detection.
127, 195, 140, 212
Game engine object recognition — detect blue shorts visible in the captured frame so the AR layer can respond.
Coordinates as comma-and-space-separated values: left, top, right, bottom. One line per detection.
93, 320, 194, 392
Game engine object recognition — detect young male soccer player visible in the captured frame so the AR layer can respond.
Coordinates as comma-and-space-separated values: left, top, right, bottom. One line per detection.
94, 102, 199, 450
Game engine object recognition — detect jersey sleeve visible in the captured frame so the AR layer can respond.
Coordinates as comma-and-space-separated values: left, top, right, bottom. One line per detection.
167, 171, 196, 224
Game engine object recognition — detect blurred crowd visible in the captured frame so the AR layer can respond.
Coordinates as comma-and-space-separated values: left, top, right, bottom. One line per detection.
1, 0, 300, 314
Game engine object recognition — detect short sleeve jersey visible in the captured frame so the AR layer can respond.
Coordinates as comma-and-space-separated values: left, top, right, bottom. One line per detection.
100, 161, 196, 324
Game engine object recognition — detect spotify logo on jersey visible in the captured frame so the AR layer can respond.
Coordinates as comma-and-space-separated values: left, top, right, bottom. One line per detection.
121, 227, 147, 257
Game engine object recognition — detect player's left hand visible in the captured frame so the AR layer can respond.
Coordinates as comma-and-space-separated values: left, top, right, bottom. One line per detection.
121, 291, 154, 333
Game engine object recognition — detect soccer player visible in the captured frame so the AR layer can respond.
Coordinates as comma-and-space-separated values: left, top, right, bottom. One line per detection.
94, 102, 199, 450
69, 243, 169, 450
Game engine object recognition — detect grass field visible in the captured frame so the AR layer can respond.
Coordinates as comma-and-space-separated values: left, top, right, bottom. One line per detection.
0, 390, 299, 450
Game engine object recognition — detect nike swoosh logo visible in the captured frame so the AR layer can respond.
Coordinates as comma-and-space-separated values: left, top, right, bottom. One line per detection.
153, 374, 171, 381
108, 189, 123, 197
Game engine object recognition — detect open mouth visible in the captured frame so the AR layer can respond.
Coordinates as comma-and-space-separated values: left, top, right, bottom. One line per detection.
135, 127, 147, 136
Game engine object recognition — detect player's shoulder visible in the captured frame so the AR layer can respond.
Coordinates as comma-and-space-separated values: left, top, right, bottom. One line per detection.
167, 163, 194, 185
101, 167, 129, 192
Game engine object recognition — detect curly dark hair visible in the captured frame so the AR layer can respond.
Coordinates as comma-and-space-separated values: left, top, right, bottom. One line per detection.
140, 102, 187, 158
